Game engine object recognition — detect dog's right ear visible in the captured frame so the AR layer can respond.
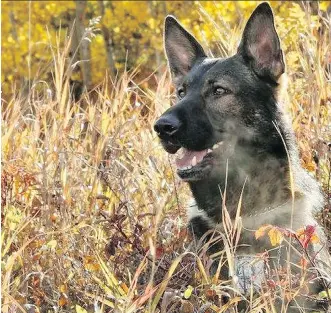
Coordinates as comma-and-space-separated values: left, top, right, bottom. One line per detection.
164, 16, 206, 83
237, 3, 284, 82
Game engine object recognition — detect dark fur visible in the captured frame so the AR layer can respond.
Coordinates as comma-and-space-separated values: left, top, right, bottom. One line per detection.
154, 2, 330, 311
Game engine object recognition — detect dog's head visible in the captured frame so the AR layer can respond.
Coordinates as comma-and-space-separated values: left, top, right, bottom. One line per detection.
154, 2, 286, 182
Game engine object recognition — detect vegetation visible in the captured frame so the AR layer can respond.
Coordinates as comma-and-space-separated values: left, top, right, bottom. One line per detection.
1, 1, 331, 313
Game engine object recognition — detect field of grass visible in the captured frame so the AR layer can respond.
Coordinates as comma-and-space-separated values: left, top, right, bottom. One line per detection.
1, 3, 331, 313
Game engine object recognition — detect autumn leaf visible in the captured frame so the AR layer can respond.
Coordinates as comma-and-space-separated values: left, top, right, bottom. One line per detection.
59, 294, 68, 307
183, 285, 194, 299
205, 288, 217, 301
268, 227, 283, 246
310, 233, 320, 244
296, 225, 319, 248
255, 224, 272, 240
83, 256, 100, 272
304, 162, 316, 172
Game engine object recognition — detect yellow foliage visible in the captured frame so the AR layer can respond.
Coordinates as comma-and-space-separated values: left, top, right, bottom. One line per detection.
267, 227, 284, 247
3, 1, 329, 97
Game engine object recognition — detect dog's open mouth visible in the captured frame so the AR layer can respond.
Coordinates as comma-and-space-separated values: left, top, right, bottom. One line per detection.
174, 142, 223, 181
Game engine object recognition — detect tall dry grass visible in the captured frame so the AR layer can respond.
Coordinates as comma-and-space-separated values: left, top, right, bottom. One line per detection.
1, 3, 330, 313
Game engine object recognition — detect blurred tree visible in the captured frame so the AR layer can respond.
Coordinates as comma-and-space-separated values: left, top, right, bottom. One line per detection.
75, 0, 92, 89
98, 0, 116, 80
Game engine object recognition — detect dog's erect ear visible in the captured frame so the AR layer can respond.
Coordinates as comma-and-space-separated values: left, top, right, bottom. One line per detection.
164, 16, 206, 83
237, 2, 284, 82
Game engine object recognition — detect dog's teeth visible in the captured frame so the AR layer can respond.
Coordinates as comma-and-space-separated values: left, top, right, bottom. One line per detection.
177, 148, 184, 158
191, 156, 197, 166
207, 149, 212, 153
212, 144, 219, 150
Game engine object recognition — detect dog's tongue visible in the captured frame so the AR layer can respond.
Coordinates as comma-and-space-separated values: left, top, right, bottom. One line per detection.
176, 148, 207, 168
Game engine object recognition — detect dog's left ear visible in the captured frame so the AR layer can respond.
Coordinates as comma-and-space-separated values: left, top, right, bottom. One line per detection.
237, 2, 284, 82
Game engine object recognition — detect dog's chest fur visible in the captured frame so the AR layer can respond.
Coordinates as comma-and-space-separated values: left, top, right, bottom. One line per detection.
187, 158, 326, 257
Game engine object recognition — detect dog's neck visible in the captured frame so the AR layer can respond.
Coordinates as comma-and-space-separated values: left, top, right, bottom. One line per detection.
188, 143, 292, 222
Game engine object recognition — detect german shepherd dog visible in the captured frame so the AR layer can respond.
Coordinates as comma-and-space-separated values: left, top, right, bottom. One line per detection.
154, 2, 330, 311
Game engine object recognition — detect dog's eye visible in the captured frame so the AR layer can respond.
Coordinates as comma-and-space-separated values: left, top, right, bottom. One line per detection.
213, 86, 229, 96
177, 88, 186, 99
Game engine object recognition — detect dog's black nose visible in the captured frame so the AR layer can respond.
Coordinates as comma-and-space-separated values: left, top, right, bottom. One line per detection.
154, 115, 181, 137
